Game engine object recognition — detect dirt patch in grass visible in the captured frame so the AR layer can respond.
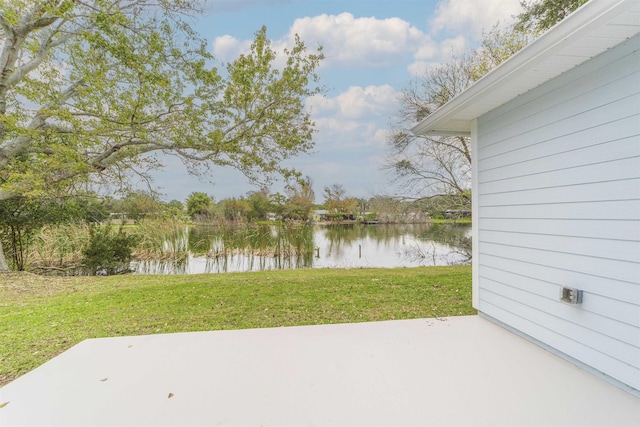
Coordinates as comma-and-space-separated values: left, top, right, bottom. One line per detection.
0, 272, 91, 301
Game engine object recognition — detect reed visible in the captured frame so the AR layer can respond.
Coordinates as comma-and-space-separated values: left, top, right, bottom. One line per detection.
27, 223, 91, 272
132, 218, 190, 261
204, 223, 314, 258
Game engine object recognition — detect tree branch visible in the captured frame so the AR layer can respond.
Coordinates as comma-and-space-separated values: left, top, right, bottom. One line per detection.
0, 79, 84, 169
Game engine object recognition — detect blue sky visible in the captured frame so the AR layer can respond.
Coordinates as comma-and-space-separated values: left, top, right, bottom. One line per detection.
152, 0, 524, 203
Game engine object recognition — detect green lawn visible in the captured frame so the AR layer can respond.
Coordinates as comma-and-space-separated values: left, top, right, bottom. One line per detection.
0, 266, 473, 386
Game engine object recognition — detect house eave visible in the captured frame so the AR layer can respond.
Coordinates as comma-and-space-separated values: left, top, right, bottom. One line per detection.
411, 0, 640, 137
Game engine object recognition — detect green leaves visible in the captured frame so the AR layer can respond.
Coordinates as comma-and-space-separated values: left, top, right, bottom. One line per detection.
82, 225, 138, 275
0, 2, 324, 201
185, 192, 212, 219
516, 0, 589, 33
208, 26, 324, 184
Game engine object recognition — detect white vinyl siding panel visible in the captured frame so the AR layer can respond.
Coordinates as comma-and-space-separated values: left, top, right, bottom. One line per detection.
475, 35, 640, 390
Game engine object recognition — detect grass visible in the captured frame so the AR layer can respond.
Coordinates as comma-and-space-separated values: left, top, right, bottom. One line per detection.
0, 266, 473, 387
429, 218, 472, 224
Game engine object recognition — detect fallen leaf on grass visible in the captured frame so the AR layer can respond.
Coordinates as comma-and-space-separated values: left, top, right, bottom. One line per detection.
168, 393, 174, 398
0, 401, 9, 408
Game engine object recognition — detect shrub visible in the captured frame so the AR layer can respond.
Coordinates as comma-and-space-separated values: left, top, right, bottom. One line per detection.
82, 225, 138, 275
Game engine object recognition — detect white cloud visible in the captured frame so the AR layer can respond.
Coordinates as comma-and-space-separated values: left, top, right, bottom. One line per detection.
307, 85, 398, 120
405, 1, 523, 77
211, 4, 524, 69
430, 0, 524, 40
414, 44, 439, 62
202, 3, 531, 201
372, 129, 390, 148
212, 35, 252, 63
313, 117, 364, 135
439, 35, 468, 57
287, 13, 435, 68
407, 61, 429, 77
302, 86, 397, 177
408, 59, 460, 77
212, 12, 438, 68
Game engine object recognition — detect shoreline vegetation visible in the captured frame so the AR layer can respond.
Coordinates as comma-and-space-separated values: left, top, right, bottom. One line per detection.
0, 189, 471, 275
111, 217, 472, 226
0, 266, 473, 387
23, 219, 471, 276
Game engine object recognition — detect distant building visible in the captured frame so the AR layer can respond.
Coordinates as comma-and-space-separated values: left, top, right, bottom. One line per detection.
312, 210, 330, 222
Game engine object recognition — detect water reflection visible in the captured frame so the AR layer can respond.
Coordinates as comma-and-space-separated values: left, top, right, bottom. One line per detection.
132, 223, 471, 274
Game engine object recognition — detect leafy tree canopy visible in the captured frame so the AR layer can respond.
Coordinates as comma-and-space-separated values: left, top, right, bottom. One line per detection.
516, 0, 590, 33
185, 191, 211, 219
0, 1, 324, 202
0, 194, 101, 270
283, 176, 314, 221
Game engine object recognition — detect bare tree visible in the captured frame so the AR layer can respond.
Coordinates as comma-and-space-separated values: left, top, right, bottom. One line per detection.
322, 183, 345, 214
385, 25, 532, 210
385, 57, 473, 207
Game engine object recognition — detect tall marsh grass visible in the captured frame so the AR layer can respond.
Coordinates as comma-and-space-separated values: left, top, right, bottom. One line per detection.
195, 223, 315, 273
204, 223, 314, 258
26, 219, 192, 274
27, 223, 91, 272
133, 218, 189, 261
23, 220, 315, 275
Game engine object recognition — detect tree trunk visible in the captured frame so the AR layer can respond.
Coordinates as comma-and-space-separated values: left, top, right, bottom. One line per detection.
0, 241, 8, 271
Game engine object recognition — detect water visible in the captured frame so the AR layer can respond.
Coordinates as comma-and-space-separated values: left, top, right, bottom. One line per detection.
132, 223, 471, 274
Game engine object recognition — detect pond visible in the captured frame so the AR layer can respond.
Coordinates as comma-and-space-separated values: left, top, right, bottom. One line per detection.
131, 223, 472, 274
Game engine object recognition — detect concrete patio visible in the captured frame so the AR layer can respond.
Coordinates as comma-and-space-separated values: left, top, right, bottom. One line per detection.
1, 315, 638, 426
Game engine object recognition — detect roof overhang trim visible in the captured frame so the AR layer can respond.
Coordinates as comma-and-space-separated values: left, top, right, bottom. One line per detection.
411, 0, 640, 137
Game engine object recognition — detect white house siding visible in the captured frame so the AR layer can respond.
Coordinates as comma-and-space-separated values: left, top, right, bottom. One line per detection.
475, 34, 640, 390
